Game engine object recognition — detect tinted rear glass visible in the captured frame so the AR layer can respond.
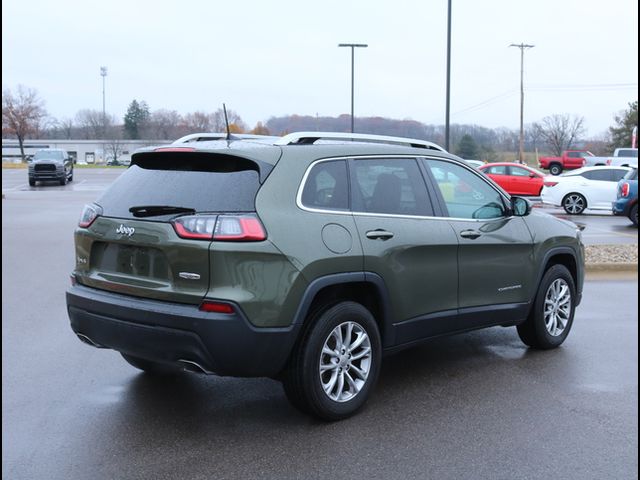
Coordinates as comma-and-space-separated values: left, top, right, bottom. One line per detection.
96, 154, 261, 219
624, 169, 638, 180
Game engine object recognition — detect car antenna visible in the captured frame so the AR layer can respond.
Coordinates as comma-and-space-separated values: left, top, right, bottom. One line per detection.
223, 103, 237, 141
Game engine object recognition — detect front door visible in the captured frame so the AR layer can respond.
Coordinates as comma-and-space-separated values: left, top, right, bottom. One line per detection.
423, 158, 534, 309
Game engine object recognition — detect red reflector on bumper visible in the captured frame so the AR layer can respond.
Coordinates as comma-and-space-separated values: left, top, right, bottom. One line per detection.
199, 301, 235, 314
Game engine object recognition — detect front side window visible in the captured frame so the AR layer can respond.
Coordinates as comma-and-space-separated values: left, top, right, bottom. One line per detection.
300, 160, 349, 210
351, 158, 432, 216
509, 166, 531, 177
425, 159, 506, 219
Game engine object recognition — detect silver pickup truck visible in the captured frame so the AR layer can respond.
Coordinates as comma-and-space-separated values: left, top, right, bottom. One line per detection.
584, 148, 638, 167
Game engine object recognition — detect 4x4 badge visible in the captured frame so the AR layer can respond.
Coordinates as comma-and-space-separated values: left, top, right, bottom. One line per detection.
116, 224, 135, 237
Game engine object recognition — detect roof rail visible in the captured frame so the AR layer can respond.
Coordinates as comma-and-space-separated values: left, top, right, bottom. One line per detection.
273, 131, 446, 152
173, 133, 279, 144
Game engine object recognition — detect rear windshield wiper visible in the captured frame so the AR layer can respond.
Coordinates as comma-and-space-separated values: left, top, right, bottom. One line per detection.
129, 205, 196, 218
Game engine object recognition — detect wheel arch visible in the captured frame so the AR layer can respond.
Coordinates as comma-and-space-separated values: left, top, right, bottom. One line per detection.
292, 272, 393, 347
536, 247, 581, 303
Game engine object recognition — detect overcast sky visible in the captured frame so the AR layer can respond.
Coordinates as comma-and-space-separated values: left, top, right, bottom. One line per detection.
2, 0, 638, 137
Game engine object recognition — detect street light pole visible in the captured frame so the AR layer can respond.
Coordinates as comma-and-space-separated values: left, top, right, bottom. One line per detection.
509, 43, 534, 163
338, 43, 368, 133
100, 66, 108, 138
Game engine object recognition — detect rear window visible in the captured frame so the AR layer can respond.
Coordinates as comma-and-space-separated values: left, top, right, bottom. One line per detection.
96, 153, 262, 219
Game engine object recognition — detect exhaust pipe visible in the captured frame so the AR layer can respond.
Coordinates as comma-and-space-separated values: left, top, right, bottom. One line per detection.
76, 333, 106, 348
177, 359, 215, 375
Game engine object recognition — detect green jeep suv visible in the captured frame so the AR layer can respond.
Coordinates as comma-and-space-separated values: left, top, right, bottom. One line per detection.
66, 132, 584, 420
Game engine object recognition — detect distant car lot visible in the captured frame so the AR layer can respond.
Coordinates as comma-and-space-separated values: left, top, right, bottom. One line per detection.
3, 167, 637, 246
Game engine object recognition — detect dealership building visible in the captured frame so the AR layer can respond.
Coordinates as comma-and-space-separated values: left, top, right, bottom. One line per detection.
1, 139, 172, 164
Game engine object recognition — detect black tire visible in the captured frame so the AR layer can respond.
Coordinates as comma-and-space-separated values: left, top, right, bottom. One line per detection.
121, 353, 181, 375
60, 175, 68, 186
517, 264, 576, 350
282, 301, 381, 421
630, 204, 638, 227
69, 169, 73, 182
562, 192, 587, 215
28, 177, 36, 187
549, 163, 563, 176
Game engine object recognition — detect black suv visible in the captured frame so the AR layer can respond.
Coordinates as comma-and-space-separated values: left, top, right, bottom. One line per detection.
28, 148, 74, 186
67, 132, 584, 420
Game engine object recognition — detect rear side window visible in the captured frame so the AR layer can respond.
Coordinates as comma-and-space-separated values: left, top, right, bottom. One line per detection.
351, 158, 432, 216
300, 160, 349, 210
485, 165, 507, 175
582, 170, 614, 181
97, 153, 262, 219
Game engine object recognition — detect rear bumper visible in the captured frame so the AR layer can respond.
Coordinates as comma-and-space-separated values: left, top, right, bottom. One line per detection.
66, 284, 300, 377
612, 198, 632, 216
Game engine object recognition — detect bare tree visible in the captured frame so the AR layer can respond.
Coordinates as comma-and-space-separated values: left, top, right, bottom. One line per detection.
534, 114, 585, 156
183, 111, 213, 132
211, 108, 246, 132
2, 85, 47, 162
144, 109, 184, 139
103, 126, 127, 165
75, 109, 114, 139
59, 118, 75, 139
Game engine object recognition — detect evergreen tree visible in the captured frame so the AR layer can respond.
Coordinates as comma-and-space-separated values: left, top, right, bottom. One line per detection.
456, 134, 479, 159
123, 99, 150, 139
609, 101, 638, 149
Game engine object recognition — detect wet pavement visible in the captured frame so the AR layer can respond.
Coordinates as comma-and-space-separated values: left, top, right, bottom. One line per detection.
2, 169, 638, 480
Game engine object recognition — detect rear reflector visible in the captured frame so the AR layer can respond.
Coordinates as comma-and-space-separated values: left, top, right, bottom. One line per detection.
199, 301, 235, 314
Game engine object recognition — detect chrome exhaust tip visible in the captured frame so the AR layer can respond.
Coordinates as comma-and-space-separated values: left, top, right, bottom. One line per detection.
177, 359, 214, 375
76, 333, 105, 348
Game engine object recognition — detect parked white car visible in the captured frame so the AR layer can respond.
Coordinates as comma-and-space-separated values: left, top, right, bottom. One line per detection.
541, 166, 632, 214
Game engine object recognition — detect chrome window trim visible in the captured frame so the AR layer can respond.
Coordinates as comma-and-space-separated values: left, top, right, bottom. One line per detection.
296, 155, 511, 222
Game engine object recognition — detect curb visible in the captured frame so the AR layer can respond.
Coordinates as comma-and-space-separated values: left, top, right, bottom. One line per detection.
585, 263, 637, 273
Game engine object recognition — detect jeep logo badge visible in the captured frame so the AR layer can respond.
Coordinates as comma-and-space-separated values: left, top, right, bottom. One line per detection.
116, 224, 135, 237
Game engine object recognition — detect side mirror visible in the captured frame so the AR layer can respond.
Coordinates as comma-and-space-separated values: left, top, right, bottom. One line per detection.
511, 196, 531, 217
529, 173, 537, 178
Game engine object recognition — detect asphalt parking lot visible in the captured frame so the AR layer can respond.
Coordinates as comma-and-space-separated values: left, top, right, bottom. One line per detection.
2, 168, 638, 479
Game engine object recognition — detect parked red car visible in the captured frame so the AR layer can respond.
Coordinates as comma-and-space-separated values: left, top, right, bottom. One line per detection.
479, 162, 545, 196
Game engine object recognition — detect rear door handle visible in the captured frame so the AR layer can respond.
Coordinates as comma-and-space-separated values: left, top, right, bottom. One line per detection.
459, 229, 482, 240
366, 229, 394, 240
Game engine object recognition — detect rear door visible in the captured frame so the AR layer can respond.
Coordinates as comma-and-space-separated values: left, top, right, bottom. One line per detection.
74, 150, 266, 304
349, 157, 458, 325
580, 168, 629, 209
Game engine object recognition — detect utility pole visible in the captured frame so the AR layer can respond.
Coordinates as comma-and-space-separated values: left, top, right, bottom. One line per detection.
509, 43, 534, 163
100, 66, 108, 139
445, 0, 452, 151
338, 43, 368, 133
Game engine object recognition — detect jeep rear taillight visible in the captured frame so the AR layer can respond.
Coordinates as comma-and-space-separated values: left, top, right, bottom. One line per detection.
214, 215, 266, 241
621, 182, 630, 197
78, 204, 102, 228
172, 215, 217, 240
172, 214, 266, 241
